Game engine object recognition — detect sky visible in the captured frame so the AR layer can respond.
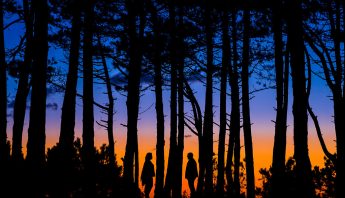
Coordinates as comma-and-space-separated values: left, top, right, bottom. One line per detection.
3, 9, 337, 197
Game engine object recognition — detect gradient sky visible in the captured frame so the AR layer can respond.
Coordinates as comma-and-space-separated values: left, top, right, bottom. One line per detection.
3, 10, 337, 196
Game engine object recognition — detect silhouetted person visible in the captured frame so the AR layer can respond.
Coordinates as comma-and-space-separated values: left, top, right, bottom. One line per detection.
141, 152, 155, 198
185, 152, 198, 196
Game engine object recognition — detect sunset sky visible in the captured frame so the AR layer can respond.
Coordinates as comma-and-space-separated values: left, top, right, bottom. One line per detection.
4, 10, 337, 196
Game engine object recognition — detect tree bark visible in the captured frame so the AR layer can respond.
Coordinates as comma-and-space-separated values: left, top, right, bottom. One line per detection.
287, 1, 314, 197
216, 7, 229, 197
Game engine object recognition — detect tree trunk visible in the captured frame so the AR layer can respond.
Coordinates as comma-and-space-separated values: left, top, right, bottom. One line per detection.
173, 6, 184, 198
228, 9, 241, 197
216, 7, 229, 197
242, 9, 255, 198
203, 2, 214, 195
11, 0, 32, 162
0, 0, 8, 164
26, 0, 48, 196
59, 0, 82, 163
287, 1, 314, 197
99, 40, 115, 168
271, 1, 289, 197
146, 1, 165, 196
164, 2, 177, 196
82, 0, 96, 196
26, 0, 48, 168
123, 0, 144, 193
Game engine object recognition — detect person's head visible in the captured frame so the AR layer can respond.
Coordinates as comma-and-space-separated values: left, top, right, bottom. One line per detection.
145, 152, 153, 161
187, 152, 193, 160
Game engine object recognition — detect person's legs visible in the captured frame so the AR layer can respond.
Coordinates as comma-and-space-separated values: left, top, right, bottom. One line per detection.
188, 179, 195, 195
145, 181, 153, 198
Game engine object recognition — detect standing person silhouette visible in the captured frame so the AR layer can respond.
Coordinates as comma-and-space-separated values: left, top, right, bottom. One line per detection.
141, 152, 155, 198
185, 152, 198, 197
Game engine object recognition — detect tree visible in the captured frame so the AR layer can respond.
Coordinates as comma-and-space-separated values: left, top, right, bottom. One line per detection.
216, 6, 229, 197
11, 0, 32, 162
226, 9, 241, 197
146, 1, 165, 196
82, 0, 96, 196
58, 0, 82, 165
203, 1, 214, 195
271, 0, 289, 197
0, 0, 9, 164
26, 0, 48, 167
287, 0, 314, 197
123, 0, 145, 192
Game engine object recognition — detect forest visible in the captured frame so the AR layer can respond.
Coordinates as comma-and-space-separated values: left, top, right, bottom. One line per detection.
0, 0, 344, 197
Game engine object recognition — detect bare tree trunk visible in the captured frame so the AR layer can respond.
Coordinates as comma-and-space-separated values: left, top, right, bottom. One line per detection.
242, 9, 255, 198
26, 0, 48, 168
123, 0, 144, 193
164, 2, 177, 196
0, 0, 8, 164
203, 2, 214, 195
146, 1, 165, 196
216, 7, 229, 197
12, 0, 32, 162
26, 0, 48, 196
59, 0, 82, 163
271, 1, 289, 197
82, 0, 96, 196
228, 9, 241, 197
174, 6, 184, 198
287, 1, 314, 197
99, 40, 115, 167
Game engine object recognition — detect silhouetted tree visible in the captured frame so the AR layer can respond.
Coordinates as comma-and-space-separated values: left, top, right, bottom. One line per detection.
271, 1, 289, 197
82, 0, 96, 196
58, 0, 82, 166
216, 5, 229, 197
11, 0, 32, 162
226, 9, 241, 198
165, 2, 178, 196
287, 0, 314, 197
123, 0, 145, 193
203, 1, 214, 195
146, 1, 165, 197
0, 0, 9, 164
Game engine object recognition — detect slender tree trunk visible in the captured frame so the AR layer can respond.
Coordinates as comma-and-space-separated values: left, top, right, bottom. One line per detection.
229, 9, 241, 197
99, 40, 115, 167
26, 0, 48, 196
173, 6, 184, 198
216, 8, 229, 197
59, 0, 82, 163
26, 0, 48, 168
242, 9, 255, 198
203, 2, 214, 195
146, 1, 165, 196
271, 1, 289, 197
0, 0, 8, 164
82, 0, 96, 196
287, 1, 314, 197
123, 0, 144, 193
164, 2, 177, 196
12, 0, 32, 162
